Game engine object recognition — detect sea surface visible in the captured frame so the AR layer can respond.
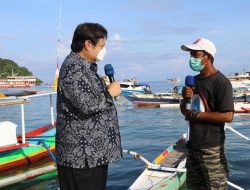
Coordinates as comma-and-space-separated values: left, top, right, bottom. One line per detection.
0, 82, 250, 190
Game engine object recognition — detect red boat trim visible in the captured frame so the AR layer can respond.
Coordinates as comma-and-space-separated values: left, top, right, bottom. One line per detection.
0, 142, 29, 152
17, 123, 55, 141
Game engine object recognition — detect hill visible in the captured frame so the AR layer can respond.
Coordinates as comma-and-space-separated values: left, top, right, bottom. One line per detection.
0, 58, 43, 84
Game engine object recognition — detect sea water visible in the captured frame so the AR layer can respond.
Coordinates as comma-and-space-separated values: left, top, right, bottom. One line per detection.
0, 82, 249, 190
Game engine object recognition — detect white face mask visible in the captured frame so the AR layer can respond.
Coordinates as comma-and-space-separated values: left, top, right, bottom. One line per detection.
96, 47, 107, 62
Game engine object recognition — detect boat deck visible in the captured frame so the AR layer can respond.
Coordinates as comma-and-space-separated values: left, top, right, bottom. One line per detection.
159, 141, 188, 168
129, 140, 188, 190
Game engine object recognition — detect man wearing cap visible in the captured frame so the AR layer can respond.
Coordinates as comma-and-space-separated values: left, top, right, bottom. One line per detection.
180, 38, 234, 190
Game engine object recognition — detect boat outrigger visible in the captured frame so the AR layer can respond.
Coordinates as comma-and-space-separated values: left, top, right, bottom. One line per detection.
125, 93, 248, 190
125, 135, 187, 190
125, 129, 247, 190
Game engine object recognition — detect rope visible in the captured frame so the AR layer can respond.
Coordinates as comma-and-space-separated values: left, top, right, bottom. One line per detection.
225, 124, 250, 141
227, 181, 245, 190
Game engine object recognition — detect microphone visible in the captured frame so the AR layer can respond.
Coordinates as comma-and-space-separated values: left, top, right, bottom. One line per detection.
104, 64, 115, 83
104, 64, 117, 100
185, 75, 194, 110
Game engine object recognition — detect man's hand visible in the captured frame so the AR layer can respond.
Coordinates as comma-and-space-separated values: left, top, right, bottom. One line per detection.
182, 86, 194, 99
107, 82, 121, 97
180, 86, 194, 116
184, 110, 200, 121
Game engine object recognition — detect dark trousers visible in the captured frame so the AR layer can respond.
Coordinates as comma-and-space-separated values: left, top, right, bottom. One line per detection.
57, 164, 108, 190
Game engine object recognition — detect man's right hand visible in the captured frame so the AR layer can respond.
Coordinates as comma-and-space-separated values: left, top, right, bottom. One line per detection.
180, 86, 194, 116
107, 82, 121, 97
181, 86, 193, 99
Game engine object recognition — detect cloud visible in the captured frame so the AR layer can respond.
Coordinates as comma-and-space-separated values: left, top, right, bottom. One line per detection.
112, 34, 121, 41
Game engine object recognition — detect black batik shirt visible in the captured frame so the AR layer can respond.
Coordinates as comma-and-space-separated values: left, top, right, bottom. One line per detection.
56, 52, 122, 169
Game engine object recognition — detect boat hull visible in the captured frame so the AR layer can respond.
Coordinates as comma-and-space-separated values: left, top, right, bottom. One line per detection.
0, 157, 57, 188
0, 124, 55, 172
129, 137, 187, 190
123, 94, 181, 107
121, 89, 145, 96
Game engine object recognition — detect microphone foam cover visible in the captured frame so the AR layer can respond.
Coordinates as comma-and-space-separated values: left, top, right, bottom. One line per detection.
185, 75, 194, 87
104, 64, 114, 76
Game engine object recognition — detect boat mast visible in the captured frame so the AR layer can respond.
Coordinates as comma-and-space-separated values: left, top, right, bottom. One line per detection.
57, 0, 62, 68
54, 0, 61, 91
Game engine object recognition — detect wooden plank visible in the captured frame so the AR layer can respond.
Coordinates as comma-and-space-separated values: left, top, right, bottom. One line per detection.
159, 143, 188, 168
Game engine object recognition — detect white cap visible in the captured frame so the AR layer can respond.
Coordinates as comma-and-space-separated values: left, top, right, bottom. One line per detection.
181, 38, 216, 57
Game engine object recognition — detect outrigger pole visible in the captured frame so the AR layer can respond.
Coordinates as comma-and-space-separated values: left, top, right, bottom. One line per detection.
225, 123, 250, 141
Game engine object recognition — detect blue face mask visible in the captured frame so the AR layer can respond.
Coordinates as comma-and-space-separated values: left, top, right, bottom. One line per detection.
189, 57, 205, 72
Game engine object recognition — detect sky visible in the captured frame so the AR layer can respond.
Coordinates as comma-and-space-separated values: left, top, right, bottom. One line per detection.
0, 0, 250, 83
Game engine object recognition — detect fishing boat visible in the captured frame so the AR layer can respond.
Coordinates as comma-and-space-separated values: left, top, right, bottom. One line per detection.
127, 135, 188, 190
227, 71, 250, 90
233, 91, 250, 102
166, 77, 181, 84
123, 92, 181, 107
0, 157, 56, 188
127, 130, 246, 190
0, 92, 57, 187
0, 90, 38, 99
123, 86, 182, 107
119, 80, 151, 95
0, 122, 55, 172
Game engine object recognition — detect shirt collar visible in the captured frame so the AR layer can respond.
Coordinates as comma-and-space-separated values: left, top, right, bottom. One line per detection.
70, 51, 98, 73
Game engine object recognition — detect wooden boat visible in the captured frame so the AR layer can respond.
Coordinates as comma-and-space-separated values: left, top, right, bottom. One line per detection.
0, 157, 57, 188
0, 90, 38, 99
227, 71, 250, 89
128, 135, 188, 190
0, 92, 57, 187
233, 92, 250, 102
123, 92, 182, 107
0, 123, 55, 172
123, 86, 183, 107
120, 80, 151, 96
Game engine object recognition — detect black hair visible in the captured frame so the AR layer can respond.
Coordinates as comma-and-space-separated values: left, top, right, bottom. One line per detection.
71, 23, 108, 53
